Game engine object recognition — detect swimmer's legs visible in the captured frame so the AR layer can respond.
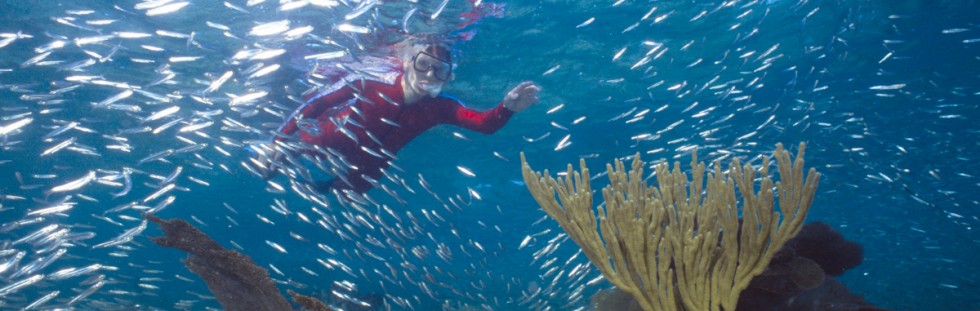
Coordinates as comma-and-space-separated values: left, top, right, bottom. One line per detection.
313, 179, 335, 193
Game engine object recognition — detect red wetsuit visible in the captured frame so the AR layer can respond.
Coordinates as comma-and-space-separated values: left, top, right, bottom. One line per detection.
278, 74, 514, 193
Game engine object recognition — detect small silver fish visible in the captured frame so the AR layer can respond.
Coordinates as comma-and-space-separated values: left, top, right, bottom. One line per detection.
457, 166, 476, 177
48, 171, 96, 193
265, 240, 287, 254
93, 220, 147, 248
0, 117, 33, 135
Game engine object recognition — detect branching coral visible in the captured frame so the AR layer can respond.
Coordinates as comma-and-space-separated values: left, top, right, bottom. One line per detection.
520, 143, 820, 311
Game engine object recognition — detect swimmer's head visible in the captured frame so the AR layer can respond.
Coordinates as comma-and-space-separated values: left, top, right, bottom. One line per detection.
412, 45, 452, 82
399, 39, 453, 63
404, 43, 453, 98
419, 44, 452, 69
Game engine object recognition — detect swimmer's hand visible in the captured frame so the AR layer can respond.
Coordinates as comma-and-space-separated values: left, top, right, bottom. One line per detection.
503, 81, 541, 113
253, 141, 285, 180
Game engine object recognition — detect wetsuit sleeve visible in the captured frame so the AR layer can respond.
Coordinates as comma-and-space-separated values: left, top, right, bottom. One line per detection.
439, 99, 515, 134
277, 85, 356, 139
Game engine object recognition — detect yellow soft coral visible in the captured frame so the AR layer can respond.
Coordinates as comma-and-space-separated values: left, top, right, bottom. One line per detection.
520, 143, 820, 311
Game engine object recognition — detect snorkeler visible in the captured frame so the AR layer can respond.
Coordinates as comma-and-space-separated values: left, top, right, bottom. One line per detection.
252, 42, 541, 194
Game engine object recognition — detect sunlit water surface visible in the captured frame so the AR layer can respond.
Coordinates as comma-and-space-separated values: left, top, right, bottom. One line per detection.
0, 0, 977, 310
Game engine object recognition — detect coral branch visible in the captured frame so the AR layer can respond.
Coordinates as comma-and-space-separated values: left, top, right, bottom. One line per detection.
145, 214, 331, 311
521, 143, 820, 311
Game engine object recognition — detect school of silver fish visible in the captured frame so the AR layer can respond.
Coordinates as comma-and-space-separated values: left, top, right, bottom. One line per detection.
0, 0, 976, 310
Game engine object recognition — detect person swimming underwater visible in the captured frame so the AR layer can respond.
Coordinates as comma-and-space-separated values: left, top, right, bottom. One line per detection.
252, 41, 541, 194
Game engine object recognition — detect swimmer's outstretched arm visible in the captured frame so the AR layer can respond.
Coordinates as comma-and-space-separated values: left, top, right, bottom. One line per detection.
441, 81, 541, 134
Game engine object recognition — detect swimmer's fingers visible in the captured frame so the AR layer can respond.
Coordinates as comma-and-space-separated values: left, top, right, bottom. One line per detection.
518, 81, 539, 92
513, 82, 540, 97
255, 142, 287, 180
504, 82, 542, 112
519, 83, 541, 104
524, 85, 541, 98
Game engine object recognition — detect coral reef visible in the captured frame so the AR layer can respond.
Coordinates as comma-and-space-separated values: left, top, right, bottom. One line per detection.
736, 221, 884, 311
288, 290, 332, 311
521, 143, 820, 311
145, 214, 330, 311
782, 222, 863, 276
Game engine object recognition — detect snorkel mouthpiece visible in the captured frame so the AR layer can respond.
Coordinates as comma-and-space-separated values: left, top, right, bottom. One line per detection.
420, 83, 442, 97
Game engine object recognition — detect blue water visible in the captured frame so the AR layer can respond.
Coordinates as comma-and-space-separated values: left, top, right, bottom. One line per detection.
0, 0, 977, 310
